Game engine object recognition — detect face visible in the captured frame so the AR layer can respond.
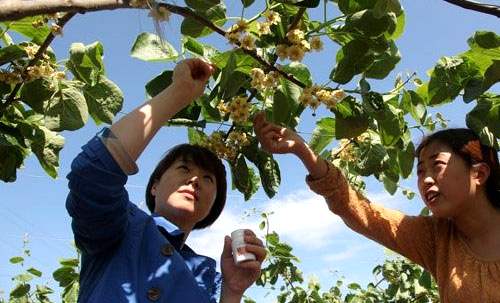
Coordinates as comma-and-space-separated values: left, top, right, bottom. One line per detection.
151, 157, 217, 231
417, 141, 477, 218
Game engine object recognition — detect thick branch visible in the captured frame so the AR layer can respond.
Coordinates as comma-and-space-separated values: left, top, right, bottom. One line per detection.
442, 0, 500, 17
0, 0, 307, 88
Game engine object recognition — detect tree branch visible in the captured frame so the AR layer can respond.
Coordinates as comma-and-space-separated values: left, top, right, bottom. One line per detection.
0, 0, 307, 89
442, 0, 500, 18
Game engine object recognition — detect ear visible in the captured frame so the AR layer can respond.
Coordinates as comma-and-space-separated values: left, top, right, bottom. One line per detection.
150, 180, 159, 196
472, 163, 490, 186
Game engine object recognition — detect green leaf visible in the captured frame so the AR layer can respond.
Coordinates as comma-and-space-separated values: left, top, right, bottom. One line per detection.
428, 56, 481, 105
365, 41, 401, 79
20, 78, 56, 113
346, 10, 395, 38
218, 52, 249, 99
332, 39, 374, 84
0, 44, 27, 65
27, 267, 42, 277
62, 281, 79, 303
83, 76, 124, 124
66, 42, 105, 86
243, 140, 281, 198
53, 267, 78, 288
10, 283, 30, 298
280, 62, 313, 87
9, 256, 24, 264
44, 83, 89, 131
418, 271, 432, 289
333, 96, 369, 139
30, 126, 65, 178
145, 70, 173, 98
231, 154, 250, 195
482, 60, 500, 93
130, 32, 178, 62
356, 143, 386, 176
3, 17, 50, 44
402, 90, 426, 124
469, 31, 500, 49
397, 142, 415, 179
338, 0, 376, 14
275, 0, 320, 7
309, 117, 335, 154
185, 0, 220, 10
187, 128, 208, 146
272, 90, 291, 126
182, 36, 205, 56
59, 258, 79, 267
466, 95, 500, 149
181, 4, 227, 38
0, 144, 27, 182
381, 173, 397, 195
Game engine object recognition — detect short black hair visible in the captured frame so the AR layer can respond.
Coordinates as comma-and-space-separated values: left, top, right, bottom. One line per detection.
416, 128, 500, 208
145, 144, 227, 229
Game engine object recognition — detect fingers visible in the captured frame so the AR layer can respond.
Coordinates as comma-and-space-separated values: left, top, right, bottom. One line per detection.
185, 58, 214, 82
221, 235, 233, 258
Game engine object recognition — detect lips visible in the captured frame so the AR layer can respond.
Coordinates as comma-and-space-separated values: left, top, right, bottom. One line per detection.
178, 189, 199, 201
425, 191, 440, 205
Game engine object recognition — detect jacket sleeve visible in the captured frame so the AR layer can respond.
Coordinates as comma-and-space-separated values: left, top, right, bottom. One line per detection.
66, 128, 132, 255
307, 162, 438, 274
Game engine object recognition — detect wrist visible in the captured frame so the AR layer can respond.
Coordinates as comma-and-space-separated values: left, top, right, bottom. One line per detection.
220, 283, 243, 303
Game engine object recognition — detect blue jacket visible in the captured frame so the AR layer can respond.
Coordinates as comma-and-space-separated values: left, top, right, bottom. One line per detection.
66, 132, 221, 303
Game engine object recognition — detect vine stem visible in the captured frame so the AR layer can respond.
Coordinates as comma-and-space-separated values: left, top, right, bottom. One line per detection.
0, 12, 76, 116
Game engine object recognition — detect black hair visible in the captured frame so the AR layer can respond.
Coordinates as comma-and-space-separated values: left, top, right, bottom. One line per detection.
416, 128, 500, 208
145, 144, 227, 229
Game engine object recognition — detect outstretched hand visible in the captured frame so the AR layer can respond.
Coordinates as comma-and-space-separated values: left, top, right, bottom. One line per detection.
171, 58, 214, 102
253, 112, 306, 155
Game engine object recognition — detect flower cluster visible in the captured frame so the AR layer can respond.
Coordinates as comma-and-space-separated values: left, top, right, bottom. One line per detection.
31, 14, 65, 36
202, 130, 250, 161
331, 132, 371, 162
299, 85, 346, 110
250, 68, 279, 90
0, 70, 23, 85
331, 139, 356, 162
218, 96, 252, 124
276, 30, 323, 62
255, 10, 281, 37
225, 19, 256, 50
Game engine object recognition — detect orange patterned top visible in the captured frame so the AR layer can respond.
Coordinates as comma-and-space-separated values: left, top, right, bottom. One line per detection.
306, 162, 500, 302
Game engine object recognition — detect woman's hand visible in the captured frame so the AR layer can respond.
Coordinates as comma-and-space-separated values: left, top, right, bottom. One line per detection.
253, 112, 328, 179
253, 112, 307, 156
220, 230, 266, 302
170, 58, 214, 104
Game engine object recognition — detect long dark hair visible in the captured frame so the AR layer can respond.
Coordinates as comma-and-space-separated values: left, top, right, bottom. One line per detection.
145, 144, 227, 229
416, 128, 500, 208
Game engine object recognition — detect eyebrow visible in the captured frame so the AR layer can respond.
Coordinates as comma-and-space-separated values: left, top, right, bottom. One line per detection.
417, 152, 441, 166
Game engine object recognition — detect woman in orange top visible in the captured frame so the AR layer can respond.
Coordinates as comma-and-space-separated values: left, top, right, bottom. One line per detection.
253, 112, 500, 302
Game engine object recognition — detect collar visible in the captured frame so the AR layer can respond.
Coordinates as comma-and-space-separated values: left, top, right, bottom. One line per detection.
153, 214, 186, 250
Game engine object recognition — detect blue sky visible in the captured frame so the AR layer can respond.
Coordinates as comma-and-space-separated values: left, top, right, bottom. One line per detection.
1, 0, 498, 301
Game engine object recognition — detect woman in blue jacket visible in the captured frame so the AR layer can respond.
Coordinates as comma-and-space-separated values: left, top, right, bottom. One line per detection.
66, 59, 266, 303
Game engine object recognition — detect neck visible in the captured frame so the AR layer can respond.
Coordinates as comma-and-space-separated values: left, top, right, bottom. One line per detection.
453, 193, 500, 242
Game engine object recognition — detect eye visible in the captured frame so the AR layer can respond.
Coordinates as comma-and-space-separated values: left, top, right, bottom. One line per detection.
177, 165, 190, 172
204, 175, 214, 183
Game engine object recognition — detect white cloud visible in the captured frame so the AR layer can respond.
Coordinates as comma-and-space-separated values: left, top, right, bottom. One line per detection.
261, 190, 344, 250
321, 243, 374, 262
187, 189, 346, 261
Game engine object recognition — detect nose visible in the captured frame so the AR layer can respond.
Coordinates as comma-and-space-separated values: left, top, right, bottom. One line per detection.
186, 174, 200, 189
